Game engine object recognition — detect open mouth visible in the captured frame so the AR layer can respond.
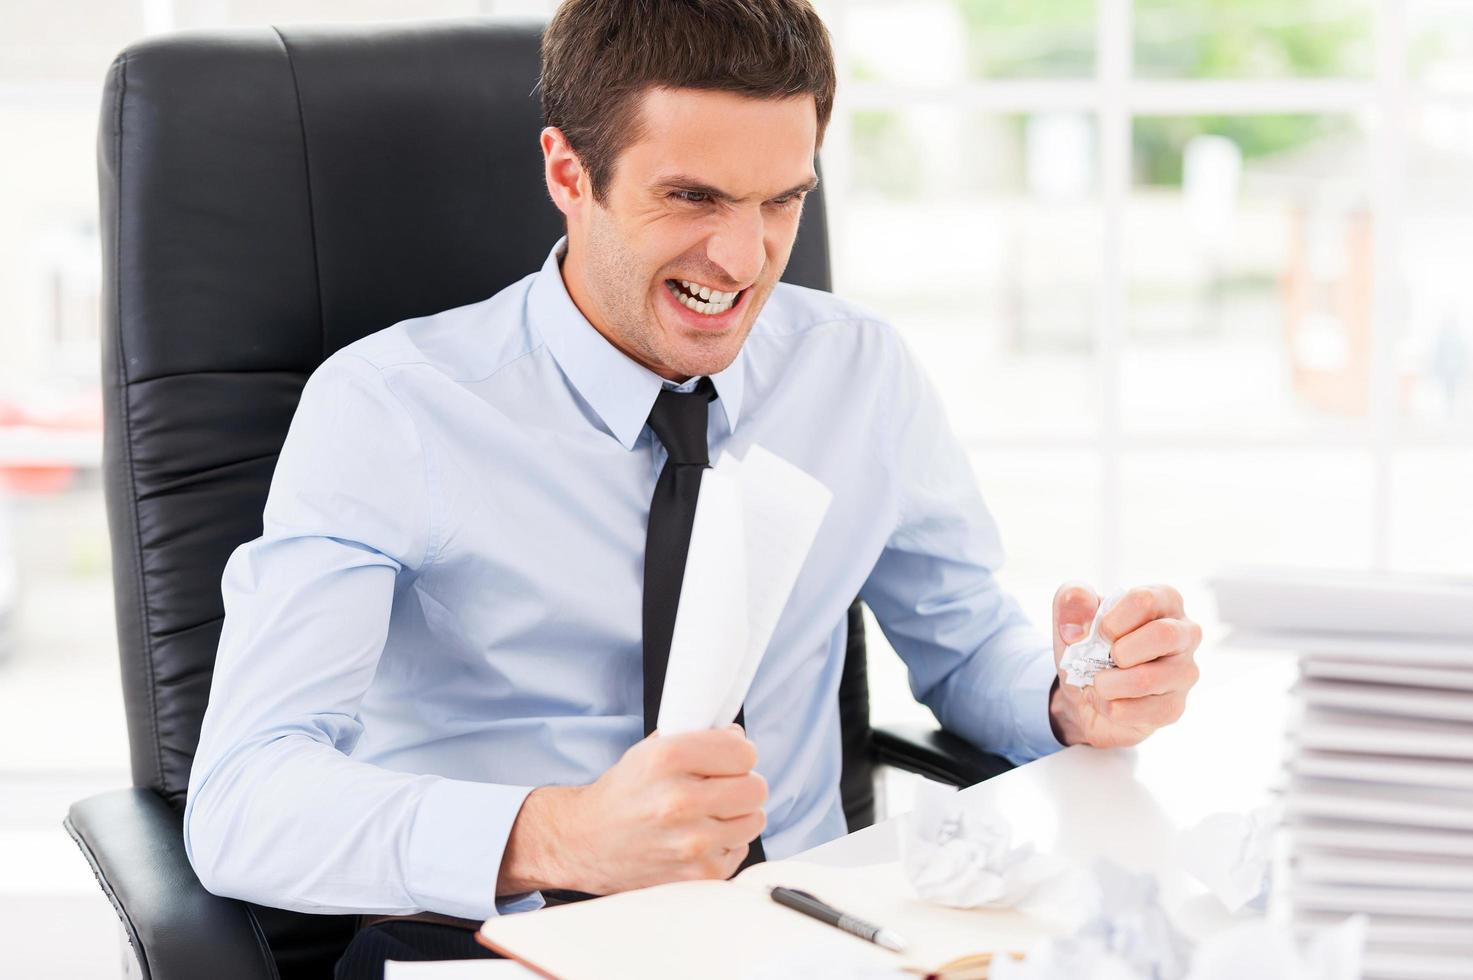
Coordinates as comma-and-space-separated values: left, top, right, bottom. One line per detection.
664, 278, 743, 316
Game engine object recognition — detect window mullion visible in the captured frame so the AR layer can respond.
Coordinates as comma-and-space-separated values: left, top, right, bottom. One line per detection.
141, 0, 176, 34
1098, 0, 1131, 590
1370, 0, 1408, 572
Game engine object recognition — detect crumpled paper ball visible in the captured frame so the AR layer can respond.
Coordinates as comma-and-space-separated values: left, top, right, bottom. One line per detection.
1177, 805, 1278, 913
1075, 861, 1194, 980
991, 860, 1194, 980
1059, 591, 1126, 687
1185, 915, 1366, 980
901, 779, 1064, 910
995, 892, 1365, 980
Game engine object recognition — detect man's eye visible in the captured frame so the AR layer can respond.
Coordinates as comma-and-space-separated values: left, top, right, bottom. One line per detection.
770, 193, 804, 208
673, 191, 710, 204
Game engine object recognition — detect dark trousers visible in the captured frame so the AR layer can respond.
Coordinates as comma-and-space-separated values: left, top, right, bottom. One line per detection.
334, 921, 502, 980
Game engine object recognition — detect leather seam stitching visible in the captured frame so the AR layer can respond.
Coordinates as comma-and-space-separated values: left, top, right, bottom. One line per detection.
127, 367, 311, 385
134, 450, 281, 503
274, 26, 328, 362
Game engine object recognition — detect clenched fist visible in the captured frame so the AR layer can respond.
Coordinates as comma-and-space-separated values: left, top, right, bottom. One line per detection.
1048, 583, 1202, 749
497, 724, 766, 897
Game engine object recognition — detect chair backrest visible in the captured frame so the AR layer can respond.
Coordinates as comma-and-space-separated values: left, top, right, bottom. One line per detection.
100, 16, 871, 844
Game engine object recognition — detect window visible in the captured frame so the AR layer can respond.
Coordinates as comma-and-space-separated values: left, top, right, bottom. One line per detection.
822, 0, 1469, 623
1, 3, 1467, 974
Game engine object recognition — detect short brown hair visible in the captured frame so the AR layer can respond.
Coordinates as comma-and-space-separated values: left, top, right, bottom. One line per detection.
539, 0, 836, 202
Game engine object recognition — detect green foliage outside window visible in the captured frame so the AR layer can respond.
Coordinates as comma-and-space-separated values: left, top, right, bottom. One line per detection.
1134, 0, 1374, 78
1132, 114, 1350, 187
851, 2, 1375, 196
851, 109, 925, 199
956, 0, 1096, 78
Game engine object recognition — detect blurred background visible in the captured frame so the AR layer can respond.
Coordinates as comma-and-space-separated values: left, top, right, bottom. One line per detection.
0, 0, 1470, 975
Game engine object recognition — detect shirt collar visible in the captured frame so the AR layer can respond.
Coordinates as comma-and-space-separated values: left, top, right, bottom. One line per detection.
527, 237, 744, 450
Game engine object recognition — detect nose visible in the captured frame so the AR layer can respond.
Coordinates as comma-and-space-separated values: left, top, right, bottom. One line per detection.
705, 205, 766, 288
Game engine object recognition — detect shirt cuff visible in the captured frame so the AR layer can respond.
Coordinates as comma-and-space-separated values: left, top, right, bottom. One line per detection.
406, 777, 544, 921
1007, 646, 1067, 764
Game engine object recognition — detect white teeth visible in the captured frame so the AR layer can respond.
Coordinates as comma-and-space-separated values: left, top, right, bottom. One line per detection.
667, 279, 737, 315
677, 280, 738, 303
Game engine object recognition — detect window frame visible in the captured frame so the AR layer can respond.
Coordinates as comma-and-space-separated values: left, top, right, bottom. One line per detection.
5, 0, 1466, 583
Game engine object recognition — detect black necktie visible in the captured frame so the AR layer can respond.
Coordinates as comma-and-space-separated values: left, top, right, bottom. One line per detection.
642, 378, 765, 869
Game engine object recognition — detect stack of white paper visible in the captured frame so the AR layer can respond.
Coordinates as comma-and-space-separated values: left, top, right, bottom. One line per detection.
1211, 568, 1473, 980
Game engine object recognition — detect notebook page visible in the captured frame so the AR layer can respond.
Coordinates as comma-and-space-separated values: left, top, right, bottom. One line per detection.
479, 879, 897, 979
480, 858, 1050, 979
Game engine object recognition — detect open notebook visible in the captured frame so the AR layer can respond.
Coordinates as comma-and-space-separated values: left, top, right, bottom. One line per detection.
478, 858, 1048, 979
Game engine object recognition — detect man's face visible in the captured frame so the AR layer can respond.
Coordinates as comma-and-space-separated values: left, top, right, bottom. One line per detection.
552, 88, 819, 381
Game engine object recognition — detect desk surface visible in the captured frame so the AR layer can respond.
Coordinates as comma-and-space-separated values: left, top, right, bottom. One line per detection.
803, 645, 1296, 938
402, 644, 1299, 978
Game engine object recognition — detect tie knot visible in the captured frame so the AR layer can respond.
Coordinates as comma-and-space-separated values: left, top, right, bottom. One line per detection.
646, 378, 714, 466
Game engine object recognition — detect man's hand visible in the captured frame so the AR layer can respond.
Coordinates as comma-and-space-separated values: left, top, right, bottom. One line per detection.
1048, 583, 1201, 749
497, 724, 766, 897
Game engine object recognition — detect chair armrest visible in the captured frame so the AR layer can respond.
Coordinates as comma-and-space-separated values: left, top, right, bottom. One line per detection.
64, 787, 279, 980
871, 723, 1015, 787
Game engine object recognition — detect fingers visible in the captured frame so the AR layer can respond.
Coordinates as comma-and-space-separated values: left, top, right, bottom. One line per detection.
669, 831, 754, 881
652, 727, 758, 776
1110, 616, 1202, 668
700, 772, 769, 819
1092, 653, 1199, 701
1092, 690, 1187, 730
667, 811, 763, 881
1052, 581, 1101, 647
1050, 582, 1199, 748
711, 808, 766, 846
1099, 585, 1185, 644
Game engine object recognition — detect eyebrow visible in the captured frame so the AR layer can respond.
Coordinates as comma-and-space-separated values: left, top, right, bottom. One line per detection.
651, 174, 820, 204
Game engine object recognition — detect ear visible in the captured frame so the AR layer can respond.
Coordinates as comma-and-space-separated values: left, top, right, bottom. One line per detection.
541, 126, 589, 219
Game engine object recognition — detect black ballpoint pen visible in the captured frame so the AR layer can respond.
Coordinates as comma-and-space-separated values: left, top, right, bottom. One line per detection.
768, 886, 908, 952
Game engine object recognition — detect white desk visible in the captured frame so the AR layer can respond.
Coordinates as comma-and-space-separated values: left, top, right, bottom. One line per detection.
806, 646, 1295, 939
397, 645, 1298, 978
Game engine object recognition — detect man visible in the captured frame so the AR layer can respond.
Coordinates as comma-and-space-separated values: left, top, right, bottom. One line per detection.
185, 0, 1202, 973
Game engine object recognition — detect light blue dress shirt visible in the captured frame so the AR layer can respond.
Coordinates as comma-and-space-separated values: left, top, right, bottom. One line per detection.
184, 237, 1063, 922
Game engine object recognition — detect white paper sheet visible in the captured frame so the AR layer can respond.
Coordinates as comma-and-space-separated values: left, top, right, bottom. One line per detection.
656, 467, 749, 734
1209, 566, 1473, 639
710, 446, 834, 727
656, 445, 832, 735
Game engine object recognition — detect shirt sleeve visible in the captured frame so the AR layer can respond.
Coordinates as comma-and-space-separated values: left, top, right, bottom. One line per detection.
858, 331, 1065, 766
184, 351, 541, 920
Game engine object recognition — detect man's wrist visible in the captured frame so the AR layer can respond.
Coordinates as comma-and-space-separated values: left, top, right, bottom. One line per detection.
1047, 677, 1087, 747
497, 785, 584, 896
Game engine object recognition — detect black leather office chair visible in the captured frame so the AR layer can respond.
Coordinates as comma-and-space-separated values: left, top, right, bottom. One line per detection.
65, 20, 1014, 980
